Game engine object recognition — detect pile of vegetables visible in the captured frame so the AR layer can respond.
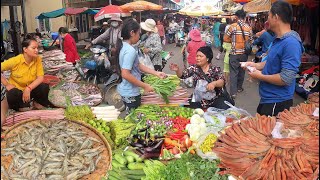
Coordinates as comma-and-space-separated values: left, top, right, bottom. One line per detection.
129, 126, 165, 159
162, 106, 193, 119
109, 120, 136, 149
107, 150, 146, 180
143, 75, 177, 104
158, 153, 228, 180
142, 159, 166, 180
91, 106, 121, 121
186, 109, 208, 141
199, 134, 218, 153
65, 105, 114, 147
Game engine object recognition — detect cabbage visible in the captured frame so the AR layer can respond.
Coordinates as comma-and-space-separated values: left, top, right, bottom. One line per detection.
199, 118, 206, 123
190, 114, 201, 124
190, 131, 201, 141
193, 108, 205, 116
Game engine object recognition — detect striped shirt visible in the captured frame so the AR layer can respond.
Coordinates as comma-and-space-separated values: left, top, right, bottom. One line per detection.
224, 20, 253, 55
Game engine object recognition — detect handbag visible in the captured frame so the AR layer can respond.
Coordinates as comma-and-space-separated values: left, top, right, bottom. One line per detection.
238, 22, 252, 55
195, 67, 235, 106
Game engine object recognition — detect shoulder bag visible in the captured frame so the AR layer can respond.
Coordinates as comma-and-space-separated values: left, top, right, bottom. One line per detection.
238, 22, 252, 55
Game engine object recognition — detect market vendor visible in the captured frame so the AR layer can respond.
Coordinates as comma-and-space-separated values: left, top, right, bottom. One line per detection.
1, 35, 54, 111
170, 46, 233, 110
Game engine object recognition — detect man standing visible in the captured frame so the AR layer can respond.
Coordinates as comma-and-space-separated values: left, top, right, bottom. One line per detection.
245, 1, 303, 116
224, 9, 253, 99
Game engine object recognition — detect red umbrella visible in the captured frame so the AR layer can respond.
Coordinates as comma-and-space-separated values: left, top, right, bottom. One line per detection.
94, 5, 131, 22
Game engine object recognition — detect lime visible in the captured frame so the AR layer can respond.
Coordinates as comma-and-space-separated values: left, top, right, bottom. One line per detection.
104, 126, 110, 132
89, 120, 94, 125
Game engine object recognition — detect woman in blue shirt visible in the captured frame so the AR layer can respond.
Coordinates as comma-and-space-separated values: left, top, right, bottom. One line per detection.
116, 18, 167, 113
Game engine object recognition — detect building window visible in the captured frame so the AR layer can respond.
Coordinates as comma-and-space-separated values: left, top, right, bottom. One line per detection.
37, 18, 51, 32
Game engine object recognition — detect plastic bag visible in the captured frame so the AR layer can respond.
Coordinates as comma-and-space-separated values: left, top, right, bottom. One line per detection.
162, 38, 166, 45
194, 80, 215, 102
138, 50, 154, 70
182, 76, 194, 88
195, 130, 219, 160
223, 101, 252, 120
203, 112, 226, 131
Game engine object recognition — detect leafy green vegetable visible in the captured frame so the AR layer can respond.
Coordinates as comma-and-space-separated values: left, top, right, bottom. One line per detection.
159, 154, 228, 180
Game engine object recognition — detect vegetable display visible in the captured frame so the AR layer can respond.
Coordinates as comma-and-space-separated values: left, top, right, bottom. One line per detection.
107, 150, 146, 180
158, 153, 228, 180
213, 103, 319, 180
143, 75, 177, 104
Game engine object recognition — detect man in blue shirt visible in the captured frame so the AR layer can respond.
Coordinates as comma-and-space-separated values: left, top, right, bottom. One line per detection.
245, 1, 303, 116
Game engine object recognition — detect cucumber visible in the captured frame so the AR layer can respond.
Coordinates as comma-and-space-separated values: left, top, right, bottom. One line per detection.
127, 162, 145, 170
112, 160, 125, 169
135, 157, 144, 163
121, 169, 145, 176
125, 156, 135, 163
107, 174, 121, 180
125, 174, 146, 180
123, 150, 140, 159
109, 170, 121, 178
114, 154, 127, 165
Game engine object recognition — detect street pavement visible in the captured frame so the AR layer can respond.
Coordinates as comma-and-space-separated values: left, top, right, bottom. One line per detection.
162, 43, 305, 115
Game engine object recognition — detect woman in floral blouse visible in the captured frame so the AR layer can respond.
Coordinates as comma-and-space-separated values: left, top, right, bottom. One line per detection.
140, 19, 163, 71
170, 46, 229, 109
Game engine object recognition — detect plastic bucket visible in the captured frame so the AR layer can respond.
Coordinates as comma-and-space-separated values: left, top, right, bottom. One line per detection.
51, 32, 59, 40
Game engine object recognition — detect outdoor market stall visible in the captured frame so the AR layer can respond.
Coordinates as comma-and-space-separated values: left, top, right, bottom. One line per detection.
1, 71, 319, 179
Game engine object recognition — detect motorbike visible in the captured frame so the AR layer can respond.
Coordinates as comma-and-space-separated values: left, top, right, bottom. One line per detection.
176, 27, 186, 47
167, 27, 176, 44
83, 45, 125, 111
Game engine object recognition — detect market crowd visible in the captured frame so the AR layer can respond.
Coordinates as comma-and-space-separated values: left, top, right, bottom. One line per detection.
1, 1, 306, 129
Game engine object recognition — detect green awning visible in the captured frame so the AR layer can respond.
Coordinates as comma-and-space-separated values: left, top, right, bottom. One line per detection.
36, 8, 66, 19
83, 9, 100, 15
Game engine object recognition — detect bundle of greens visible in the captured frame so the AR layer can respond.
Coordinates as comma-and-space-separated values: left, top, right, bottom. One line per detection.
158, 153, 228, 180
108, 119, 136, 149
64, 105, 94, 123
143, 75, 177, 104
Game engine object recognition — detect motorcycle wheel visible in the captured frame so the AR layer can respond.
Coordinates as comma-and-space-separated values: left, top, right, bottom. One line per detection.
103, 83, 125, 112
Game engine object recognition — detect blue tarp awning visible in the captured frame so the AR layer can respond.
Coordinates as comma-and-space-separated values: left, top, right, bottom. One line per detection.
36, 8, 66, 19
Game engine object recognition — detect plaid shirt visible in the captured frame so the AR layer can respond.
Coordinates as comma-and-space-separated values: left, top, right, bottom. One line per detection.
224, 20, 253, 55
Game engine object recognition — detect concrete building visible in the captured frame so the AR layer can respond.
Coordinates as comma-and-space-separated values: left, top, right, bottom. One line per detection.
1, 0, 66, 34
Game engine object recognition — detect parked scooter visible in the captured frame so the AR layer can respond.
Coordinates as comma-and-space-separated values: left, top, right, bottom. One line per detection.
176, 27, 186, 47
84, 45, 125, 111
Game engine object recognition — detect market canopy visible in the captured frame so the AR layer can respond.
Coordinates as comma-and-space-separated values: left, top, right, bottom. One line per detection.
178, 2, 223, 16
36, 8, 66, 19
120, 1, 163, 12
94, 5, 131, 22
243, 0, 271, 13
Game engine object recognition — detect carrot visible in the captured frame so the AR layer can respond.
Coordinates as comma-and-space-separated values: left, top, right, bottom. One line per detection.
164, 138, 182, 147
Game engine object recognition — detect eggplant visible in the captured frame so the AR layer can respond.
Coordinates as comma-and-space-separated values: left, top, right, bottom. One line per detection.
154, 135, 165, 139
130, 142, 144, 148
144, 139, 164, 153
136, 148, 145, 154
141, 152, 161, 159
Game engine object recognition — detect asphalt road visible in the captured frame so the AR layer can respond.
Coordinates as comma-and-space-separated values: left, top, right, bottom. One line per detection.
162, 43, 305, 115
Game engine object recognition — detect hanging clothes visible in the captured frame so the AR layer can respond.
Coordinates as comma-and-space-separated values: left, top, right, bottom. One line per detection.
2, 20, 10, 41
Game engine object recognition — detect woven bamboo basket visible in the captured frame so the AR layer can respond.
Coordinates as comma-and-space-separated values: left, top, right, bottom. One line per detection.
49, 80, 103, 108
1, 118, 112, 179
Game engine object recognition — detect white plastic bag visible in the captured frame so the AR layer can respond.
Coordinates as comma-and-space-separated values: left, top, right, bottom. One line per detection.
223, 101, 252, 120
194, 80, 215, 101
195, 130, 219, 160
162, 38, 166, 45
138, 50, 154, 70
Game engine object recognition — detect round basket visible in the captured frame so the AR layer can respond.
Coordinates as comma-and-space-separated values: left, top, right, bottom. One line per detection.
43, 75, 60, 87
48, 81, 103, 108
1, 118, 112, 180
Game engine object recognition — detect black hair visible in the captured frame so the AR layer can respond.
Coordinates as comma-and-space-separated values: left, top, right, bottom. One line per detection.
235, 9, 246, 19
226, 18, 232, 24
113, 18, 140, 81
121, 18, 140, 40
58, 27, 69, 34
270, 1, 293, 24
22, 34, 37, 49
197, 46, 213, 63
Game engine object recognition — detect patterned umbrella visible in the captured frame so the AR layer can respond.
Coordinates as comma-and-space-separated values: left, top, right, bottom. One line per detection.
94, 5, 131, 22
120, 1, 163, 12
179, 2, 223, 16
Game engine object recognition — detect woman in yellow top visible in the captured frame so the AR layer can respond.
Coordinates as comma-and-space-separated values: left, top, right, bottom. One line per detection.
1, 35, 53, 111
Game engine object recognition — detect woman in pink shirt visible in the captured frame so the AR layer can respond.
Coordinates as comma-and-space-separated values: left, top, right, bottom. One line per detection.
156, 20, 165, 43
187, 29, 206, 65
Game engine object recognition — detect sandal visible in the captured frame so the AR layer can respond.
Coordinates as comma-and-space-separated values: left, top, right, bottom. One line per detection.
237, 88, 244, 93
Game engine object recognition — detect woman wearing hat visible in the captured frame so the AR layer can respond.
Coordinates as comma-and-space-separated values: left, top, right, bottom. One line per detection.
140, 19, 163, 71
186, 29, 206, 65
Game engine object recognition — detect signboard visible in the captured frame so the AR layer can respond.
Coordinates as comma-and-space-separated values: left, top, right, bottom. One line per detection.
1, 0, 22, 6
